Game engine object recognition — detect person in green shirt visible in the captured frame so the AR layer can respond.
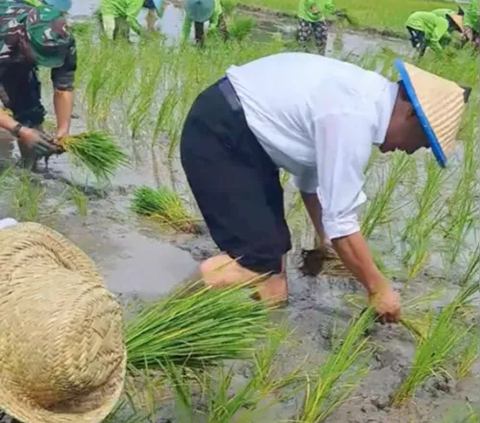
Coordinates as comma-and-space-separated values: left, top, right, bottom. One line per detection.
462, 0, 479, 49
405, 11, 463, 56
100, 0, 163, 40
297, 0, 336, 55
182, 0, 228, 45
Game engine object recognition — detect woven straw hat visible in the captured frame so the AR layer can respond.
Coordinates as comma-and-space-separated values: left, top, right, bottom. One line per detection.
448, 14, 464, 32
395, 60, 470, 167
0, 223, 126, 423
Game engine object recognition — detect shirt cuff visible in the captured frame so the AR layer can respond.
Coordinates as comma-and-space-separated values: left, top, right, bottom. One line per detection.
322, 215, 360, 240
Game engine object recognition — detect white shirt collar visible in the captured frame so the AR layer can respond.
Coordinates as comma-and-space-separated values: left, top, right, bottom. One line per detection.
373, 81, 399, 146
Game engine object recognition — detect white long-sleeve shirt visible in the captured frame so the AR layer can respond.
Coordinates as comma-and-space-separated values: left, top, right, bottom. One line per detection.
226, 53, 398, 240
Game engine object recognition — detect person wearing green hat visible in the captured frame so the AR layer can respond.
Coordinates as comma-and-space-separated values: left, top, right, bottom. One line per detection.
297, 0, 336, 55
100, 0, 163, 40
405, 11, 463, 56
0, 0, 76, 169
462, 0, 479, 49
182, 0, 228, 45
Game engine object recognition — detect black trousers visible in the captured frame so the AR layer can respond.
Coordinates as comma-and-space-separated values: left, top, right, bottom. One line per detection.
180, 78, 291, 274
0, 65, 45, 127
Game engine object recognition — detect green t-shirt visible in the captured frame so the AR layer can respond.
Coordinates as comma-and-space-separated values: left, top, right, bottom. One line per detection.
464, 0, 479, 32
406, 11, 449, 53
182, 0, 222, 40
100, 0, 144, 34
297, 0, 336, 23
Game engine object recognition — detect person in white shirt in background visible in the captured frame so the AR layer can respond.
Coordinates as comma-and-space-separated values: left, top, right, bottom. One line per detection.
180, 53, 470, 322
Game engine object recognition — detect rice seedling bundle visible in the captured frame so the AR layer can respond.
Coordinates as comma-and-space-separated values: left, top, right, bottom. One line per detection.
125, 284, 272, 371
132, 186, 196, 233
59, 131, 128, 181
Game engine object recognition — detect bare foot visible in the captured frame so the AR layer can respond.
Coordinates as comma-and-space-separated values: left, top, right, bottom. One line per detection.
200, 254, 263, 287
255, 273, 288, 306
200, 254, 289, 305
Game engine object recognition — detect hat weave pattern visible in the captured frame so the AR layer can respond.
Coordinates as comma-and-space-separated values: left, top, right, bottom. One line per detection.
0, 223, 126, 423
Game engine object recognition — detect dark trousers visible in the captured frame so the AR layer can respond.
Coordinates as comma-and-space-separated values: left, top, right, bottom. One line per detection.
180, 78, 291, 274
194, 14, 228, 45
0, 65, 45, 127
407, 26, 427, 56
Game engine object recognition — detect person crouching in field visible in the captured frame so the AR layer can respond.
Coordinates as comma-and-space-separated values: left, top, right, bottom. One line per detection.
461, 0, 479, 49
297, 0, 335, 55
100, 0, 162, 40
406, 11, 463, 56
182, 0, 228, 46
0, 0, 75, 169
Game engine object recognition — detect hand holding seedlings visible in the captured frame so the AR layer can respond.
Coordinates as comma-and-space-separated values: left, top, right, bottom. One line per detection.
17, 127, 57, 158
369, 286, 401, 324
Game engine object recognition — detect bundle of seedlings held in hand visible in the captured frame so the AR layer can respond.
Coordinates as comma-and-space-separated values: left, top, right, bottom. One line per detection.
132, 185, 198, 233
125, 283, 273, 371
58, 131, 129, 181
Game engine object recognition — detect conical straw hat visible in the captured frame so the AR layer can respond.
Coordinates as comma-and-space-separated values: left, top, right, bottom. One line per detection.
0, 223, 126, 423
395, 60, 469, 167
449, 14, 464, 32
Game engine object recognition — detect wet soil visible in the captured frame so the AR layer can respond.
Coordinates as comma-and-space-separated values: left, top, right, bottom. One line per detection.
0, 6, 477, 423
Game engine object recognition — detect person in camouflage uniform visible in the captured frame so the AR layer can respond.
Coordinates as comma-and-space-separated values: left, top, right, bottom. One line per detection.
0, 0, 76, 168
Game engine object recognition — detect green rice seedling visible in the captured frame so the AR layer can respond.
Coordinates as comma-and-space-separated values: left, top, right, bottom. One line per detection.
361, 152, 411, 239
132, 186, 196, 233
297, 309, 375, 422
103, 399, 149, 423
456, 327, 479, 380
11, 172, 45, 222
60, 132, 129, 181
228, 15, 257, 41
459, 246, 480, 287
390, 282, 478, 407
125, 283, 272, 371
69, 185, 89, 217
202, 327, 303, 422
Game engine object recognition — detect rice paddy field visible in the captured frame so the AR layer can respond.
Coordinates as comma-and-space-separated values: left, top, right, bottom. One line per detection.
0, 1, 478, 423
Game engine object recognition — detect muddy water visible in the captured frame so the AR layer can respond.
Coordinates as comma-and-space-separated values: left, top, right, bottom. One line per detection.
0, 5, 478, 423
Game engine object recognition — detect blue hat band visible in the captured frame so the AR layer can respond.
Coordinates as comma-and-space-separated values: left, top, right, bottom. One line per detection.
394, 59, 447, 167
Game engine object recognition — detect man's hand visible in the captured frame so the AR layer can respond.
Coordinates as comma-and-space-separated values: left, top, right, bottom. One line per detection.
17, 127, 57, 157
311, 5, 319, 13
369, 286, 401, 323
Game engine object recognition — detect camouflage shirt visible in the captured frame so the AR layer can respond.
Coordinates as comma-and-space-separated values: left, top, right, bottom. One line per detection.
0, 0, 76, 90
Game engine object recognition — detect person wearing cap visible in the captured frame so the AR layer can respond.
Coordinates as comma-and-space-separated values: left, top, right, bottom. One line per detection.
100, 0, 163, 40
461, 0, 479, 49
0, 0, 76, 169
297, 0, 336, 55
182, 0, 228, 45
405, 11, 464, 56
0, 221, 126, 423
180, 53, 470, 321
143, 0, 163, 31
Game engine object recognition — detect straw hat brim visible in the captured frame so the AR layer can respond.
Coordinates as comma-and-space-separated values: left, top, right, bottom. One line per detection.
0, 223, 126, 423
395, 60, 446, 166
395, 59, 467, 168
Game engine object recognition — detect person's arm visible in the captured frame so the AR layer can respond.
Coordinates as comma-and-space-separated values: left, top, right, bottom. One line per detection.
429, 18, 448, 53
0, 110, 55, 155
322, 0, 336, 17
51, 38, 77, 139
311, 112, 401, 321
126, 0, 145, 35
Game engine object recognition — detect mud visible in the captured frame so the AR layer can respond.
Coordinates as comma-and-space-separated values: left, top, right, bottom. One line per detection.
0, 5, 478, 423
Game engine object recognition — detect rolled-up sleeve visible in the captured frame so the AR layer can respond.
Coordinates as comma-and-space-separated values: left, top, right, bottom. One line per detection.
314, 113, 374, 240
51, 38, 77, 91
